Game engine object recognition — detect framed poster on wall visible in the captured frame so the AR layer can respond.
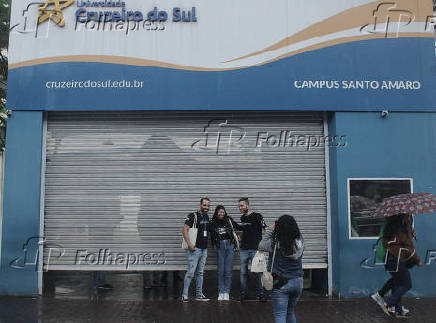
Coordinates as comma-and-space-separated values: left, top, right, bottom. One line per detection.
348, 178, 412, 239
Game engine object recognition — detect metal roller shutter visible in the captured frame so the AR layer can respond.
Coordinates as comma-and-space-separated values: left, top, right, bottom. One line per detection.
43, 111, 328, 271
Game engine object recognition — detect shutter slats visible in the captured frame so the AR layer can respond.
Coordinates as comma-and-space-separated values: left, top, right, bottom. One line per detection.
44, 111, 328, 270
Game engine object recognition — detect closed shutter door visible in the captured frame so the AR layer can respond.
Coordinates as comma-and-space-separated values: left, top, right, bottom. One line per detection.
44, 111, 327, 270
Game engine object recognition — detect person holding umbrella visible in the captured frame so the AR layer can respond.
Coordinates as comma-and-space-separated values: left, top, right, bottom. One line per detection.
381, 214, 422, 318
371, 214, 415, 314
370, 192, 436, 317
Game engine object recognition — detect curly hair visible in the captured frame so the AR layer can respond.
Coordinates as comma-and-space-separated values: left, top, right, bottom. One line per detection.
274, 214, 301, 255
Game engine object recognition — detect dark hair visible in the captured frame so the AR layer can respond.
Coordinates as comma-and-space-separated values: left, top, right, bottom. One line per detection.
238, 197, 249, 204
274, 215, 301, 255
383, 213, 410, 239
200, 197, 210, 204
212, 205, 228, 222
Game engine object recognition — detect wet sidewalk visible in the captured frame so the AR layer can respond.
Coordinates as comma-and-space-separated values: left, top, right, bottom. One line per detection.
1, 295, 436, 323
0, 272, 435, 323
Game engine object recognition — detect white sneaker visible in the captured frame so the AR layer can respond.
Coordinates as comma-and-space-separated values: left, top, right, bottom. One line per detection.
371, 292, 385, 307
402, 306, 409, 314
218, 293, 224, 301
223, 293, 230, 301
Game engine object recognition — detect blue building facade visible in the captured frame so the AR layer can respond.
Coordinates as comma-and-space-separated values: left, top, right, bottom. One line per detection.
329, 112, 436, 297
1, 0, 436, 296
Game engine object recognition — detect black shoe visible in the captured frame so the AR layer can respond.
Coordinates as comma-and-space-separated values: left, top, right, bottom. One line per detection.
97, 283, 113, 290
195, 294, 210, 301
239, 294, 248, 302
258, 295, 267, 302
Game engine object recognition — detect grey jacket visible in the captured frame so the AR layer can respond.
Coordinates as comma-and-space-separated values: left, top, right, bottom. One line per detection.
258, 229, 304, 279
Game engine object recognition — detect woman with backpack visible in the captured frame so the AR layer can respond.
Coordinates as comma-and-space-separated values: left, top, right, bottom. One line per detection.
371, 214, 414, 314
258, 215, 304, 323
380, 213, 422, 318
210, 205, 240, 301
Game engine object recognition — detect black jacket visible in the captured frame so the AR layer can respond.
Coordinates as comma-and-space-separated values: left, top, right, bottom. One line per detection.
240, 212, 266, 250
210, 216, 241, 248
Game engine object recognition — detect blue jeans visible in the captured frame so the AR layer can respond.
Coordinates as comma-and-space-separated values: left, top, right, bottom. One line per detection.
271, 277, 303, 323
385, 255, 412, 312
92, 271, 106, 289
182, 248, 207, 297
240, 249, 263, 297
217, 240, 234, 294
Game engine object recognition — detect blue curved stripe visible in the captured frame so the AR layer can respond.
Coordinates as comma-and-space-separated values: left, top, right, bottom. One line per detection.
7, 37, 436, 111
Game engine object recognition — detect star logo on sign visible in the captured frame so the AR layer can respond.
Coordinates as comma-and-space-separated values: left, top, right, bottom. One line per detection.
37, 0, 75, 27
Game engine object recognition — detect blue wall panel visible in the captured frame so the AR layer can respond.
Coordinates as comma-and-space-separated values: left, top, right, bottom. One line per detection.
329, 112, 436, 297
0, 111, 43, 295
1, 110, 435, 296
7, 38, 436, 112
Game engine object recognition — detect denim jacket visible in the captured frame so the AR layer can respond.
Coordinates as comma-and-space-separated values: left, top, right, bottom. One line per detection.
258, 229, 304, 280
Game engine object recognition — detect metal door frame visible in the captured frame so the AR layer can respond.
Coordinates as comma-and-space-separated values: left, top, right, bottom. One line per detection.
38, 113, 48, 295
37, 111, 333, 295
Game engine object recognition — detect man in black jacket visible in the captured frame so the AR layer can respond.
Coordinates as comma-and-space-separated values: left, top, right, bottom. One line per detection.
238, 197, 267, 302
181, 197, 211, 302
